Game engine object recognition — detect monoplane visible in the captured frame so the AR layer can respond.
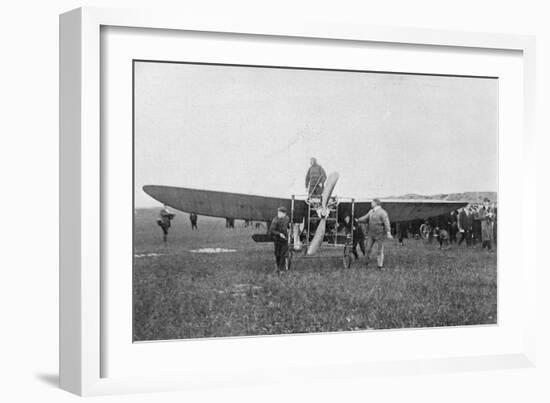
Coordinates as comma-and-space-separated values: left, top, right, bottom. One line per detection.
143, 172, 467, 269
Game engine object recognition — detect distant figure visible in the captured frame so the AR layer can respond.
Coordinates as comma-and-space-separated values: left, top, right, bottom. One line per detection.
225, 217, 235, 229
434, 227, 450, 249
457, 207, 473, 247
305, 157, 327, 198
357, 198, 392, 270
269, 206, 290, 273
157, 205, 175, 243
420, 220, 432, 242
189, 212, 198, 230
449, 211, 458, 243
472, 206, 482, 246
343, 215, 366, 258
397, 222, 409, 246
492, 205, 497, 247
476, 198, 495, 251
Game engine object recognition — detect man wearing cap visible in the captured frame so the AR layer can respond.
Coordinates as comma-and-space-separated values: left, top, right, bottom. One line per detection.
357, 198, 392, 269
269, 206, 290, 273
305, 157, 327, 198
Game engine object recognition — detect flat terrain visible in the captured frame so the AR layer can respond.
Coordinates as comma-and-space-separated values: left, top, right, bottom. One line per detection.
134, 209, 497, 341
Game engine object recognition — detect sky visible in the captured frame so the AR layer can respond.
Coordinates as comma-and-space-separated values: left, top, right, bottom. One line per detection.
134, 61, 498, 208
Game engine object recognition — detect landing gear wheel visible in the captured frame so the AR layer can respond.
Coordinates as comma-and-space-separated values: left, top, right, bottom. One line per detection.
343, 245, 353, 269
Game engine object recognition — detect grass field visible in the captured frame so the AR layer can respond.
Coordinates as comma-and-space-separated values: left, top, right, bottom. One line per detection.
133, 208, 497, 341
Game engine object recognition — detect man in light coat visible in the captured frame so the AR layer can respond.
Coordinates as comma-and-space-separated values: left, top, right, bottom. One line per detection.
157, 205, 175, 243
476, 198, 495, 251
357, 198, 393, 269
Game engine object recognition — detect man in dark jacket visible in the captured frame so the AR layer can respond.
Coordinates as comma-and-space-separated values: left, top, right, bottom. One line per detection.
397, 222, 409, 246
305, 157, 327, 198
189, 212, 198, 230
472, 206, 482, 246
457, 207, 473, 246
269, 207, 290, 273
343, 215, 366, 258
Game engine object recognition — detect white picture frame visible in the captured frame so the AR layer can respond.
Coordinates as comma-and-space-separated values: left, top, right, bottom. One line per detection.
59, 6, 537, 396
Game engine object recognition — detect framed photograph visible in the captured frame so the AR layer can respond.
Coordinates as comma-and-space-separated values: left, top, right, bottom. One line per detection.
60, 7, 537, 396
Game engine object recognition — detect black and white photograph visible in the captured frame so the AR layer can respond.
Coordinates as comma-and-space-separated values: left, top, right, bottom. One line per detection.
133, 60, 498, 341
4, 0, 548, 400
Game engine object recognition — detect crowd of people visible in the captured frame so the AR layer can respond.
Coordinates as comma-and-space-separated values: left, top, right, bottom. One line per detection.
395, 198, 497, 251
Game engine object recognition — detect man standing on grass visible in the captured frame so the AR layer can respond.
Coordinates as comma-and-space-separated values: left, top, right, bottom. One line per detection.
476, 198, 495, 251
457, 207, 472, 247
156, 205, 175, 243
358, 198, 392, 270
269, 206, 290, 273
448, 211, 458, 244
189, 212, 198, 230
343, 215, 366, 258
472, 205, 482, 246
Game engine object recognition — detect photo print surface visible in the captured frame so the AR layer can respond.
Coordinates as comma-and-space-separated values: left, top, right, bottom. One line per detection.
133, 60, 498, 341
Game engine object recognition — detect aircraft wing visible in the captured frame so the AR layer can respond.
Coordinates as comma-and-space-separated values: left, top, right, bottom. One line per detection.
143, 185, 468, 223
143, 185, 307, 222
338, 199, 468, 222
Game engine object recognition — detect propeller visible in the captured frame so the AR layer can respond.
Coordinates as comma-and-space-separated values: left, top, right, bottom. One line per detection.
307, 172, 339, 255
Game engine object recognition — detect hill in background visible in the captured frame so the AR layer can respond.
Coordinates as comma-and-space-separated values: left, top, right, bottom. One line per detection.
389, 191, 497, 203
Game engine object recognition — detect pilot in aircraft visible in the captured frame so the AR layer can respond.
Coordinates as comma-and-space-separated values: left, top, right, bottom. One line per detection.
157, 205, 175, 243
305, 157, 327, 198
269, 206, 290, 273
